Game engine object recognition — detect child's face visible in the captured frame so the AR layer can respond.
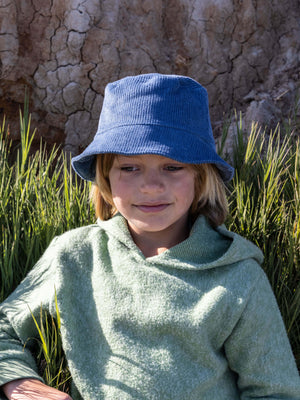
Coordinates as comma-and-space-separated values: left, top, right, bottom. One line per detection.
109, 154, 195, 243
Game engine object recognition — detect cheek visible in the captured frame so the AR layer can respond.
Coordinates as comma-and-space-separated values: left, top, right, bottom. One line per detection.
184, 188, 195, 208
110, 193, 127, 215
109, 180, 132, 211
176, 178, 195, 204
109, 172, 124, 198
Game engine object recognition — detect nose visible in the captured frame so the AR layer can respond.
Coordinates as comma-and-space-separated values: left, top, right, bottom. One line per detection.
140, 169, 165, 193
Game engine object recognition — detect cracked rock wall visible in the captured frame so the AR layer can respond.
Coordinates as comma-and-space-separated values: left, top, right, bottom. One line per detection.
0, 0, 299, 154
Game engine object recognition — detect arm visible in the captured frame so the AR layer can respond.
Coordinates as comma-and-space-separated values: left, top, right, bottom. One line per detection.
2, 379, 72, 400
224, 269, 300, 399
0, 238, 61, 393
0, 315, 70, 400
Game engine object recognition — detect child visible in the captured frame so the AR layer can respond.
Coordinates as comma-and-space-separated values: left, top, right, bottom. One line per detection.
0, 73, 299, 400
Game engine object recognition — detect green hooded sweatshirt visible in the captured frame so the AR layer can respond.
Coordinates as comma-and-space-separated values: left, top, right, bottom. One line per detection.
0, 215, 299, 399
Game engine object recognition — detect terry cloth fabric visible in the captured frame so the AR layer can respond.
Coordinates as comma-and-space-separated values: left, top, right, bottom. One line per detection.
0, 215, 299, 399
71, 73, 234, 182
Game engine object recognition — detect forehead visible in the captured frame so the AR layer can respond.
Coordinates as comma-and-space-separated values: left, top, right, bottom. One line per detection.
115, 154, 184, 164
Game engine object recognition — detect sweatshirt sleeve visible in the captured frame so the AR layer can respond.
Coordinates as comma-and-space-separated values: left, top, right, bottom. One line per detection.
224, 268, 300, 399
0, 237, 59, 388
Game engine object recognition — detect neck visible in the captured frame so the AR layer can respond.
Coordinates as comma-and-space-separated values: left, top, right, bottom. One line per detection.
128, 223, 191, 258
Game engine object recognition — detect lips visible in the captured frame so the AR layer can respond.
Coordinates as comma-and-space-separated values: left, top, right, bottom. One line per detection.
134, 203, 170, 213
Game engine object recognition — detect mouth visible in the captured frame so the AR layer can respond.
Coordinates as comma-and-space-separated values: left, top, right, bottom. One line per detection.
134, 203, 170, 213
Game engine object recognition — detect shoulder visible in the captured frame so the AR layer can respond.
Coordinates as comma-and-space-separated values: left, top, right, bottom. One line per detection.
53, 215, 129, 250
51, 222, 104, 251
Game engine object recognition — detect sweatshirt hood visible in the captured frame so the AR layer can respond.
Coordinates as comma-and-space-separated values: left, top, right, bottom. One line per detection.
97, 214, 264, 271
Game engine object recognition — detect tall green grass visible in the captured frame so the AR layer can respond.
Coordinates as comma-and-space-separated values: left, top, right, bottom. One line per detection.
28, 292, 71, 391
0, 113, 93, 301
0, 110, 299, 392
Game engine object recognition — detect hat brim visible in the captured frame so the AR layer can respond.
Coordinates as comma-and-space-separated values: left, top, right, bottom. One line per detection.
71, 124, 234, 182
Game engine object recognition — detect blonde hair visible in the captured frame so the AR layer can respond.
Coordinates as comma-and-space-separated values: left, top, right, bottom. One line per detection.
90, 154, 228, 227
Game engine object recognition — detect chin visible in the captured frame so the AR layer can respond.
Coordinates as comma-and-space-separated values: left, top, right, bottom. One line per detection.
130, 220, 175, 233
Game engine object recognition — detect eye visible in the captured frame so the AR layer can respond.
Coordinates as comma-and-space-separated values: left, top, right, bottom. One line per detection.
120, 166, 139, 172
165, 165, 184, 172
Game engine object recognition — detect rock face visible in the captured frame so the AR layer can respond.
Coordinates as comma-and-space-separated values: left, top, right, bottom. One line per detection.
0, 0, 299, 154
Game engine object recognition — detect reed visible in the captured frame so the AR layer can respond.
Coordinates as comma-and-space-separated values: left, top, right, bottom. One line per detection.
28, 292, 71, 392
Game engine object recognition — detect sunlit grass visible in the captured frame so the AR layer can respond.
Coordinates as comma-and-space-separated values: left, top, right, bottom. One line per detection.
0, 113, 93, 301
28, 292, 71, 392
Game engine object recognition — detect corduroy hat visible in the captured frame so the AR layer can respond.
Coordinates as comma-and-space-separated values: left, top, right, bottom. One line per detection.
71, 73, 234, 182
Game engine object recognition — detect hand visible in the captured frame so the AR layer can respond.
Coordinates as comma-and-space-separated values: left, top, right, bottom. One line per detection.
2, 378, 73, 400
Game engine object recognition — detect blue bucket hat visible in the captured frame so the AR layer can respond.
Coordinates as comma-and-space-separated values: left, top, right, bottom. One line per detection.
71, 73, 234, 182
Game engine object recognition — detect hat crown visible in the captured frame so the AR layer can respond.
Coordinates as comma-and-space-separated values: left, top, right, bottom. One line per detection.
98, 74, 215, 147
